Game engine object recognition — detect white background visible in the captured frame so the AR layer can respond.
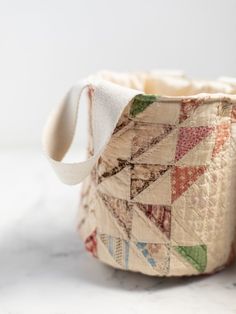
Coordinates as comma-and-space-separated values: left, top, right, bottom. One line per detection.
0, 0, 236, 148
0, 2, 236, 313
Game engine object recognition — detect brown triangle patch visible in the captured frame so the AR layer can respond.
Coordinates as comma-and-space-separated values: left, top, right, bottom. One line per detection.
97, 158, 129, 184
171, 166, 207, 203
131, 124, 175, 160
130, 164, 171, 199
99, 193, 133, 237
179, 99, 200, 124
136, 203, 171, 239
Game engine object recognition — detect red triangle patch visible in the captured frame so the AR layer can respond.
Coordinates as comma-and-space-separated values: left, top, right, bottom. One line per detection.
85, 230, 97, 257
171, 166, 206, 203
175, 126, 214, 162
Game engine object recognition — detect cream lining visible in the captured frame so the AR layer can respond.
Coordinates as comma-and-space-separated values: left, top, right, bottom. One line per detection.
94, 71, 236, 96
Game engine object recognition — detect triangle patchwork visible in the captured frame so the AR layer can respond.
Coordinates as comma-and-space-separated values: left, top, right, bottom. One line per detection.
131, 164, 171, 199
96, 195, 129, 238
133, 127, 179, 164
130, 94, 158, 118
171, 166, 207, 203
176, 130, 215, 166
175, 126, 214, 162
170, 210, 204, 245
99, 193, 133, 238
128, 242, 160, 275
132, 207, 169, 242
98, 234, 123, 269
136, 203, 171, 239
174, 245, 207, 273
132, 168, 172, 204
97, 158, 129, 184
179, 100, 199, 124
212, 123, 231, 157
97, 166, 130, 200
169, 249, 199, 276
131, 124, 175, 160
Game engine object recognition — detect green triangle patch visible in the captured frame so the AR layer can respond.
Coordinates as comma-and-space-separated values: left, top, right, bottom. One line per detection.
174, 245, 207, 273
130, 94, 159, 117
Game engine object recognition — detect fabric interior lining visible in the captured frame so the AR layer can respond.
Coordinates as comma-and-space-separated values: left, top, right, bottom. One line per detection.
94, 71, 236, 96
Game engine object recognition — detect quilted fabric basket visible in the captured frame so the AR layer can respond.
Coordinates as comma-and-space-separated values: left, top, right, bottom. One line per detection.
43, 71, 236, 276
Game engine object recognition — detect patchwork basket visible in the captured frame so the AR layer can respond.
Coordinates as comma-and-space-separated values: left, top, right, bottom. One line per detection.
43, 71, 236, 276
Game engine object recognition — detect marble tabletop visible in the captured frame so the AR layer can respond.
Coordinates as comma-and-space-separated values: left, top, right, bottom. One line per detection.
0, 148, 235, 314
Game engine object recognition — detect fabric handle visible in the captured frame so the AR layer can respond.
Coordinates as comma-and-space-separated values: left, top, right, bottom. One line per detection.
42, 79, 139, 185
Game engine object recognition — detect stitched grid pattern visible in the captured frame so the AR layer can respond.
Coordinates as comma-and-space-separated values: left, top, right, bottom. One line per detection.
79, 96, 236, 276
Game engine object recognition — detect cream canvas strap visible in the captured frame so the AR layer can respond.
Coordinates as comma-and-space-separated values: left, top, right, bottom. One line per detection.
43, 79, 139, 185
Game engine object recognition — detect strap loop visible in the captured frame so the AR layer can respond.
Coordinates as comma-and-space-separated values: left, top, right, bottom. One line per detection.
42, 79, 139, 185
